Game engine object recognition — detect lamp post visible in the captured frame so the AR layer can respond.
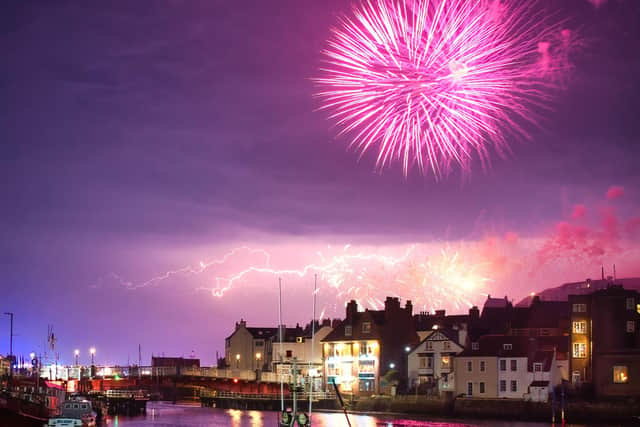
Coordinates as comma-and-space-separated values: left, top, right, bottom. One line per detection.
235, 353, 240, 369
74, 349, 80, 366
4, 313, 13, 372
90, 347, 96, 365
255, 352, 262, 370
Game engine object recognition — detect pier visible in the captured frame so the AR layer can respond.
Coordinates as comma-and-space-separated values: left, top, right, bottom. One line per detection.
199, 389, 336, 411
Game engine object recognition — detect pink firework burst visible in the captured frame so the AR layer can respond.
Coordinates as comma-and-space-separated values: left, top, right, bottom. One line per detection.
315, 0, 573, 177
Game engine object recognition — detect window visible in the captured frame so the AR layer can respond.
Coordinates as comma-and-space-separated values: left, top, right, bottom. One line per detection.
480, 361, 486, 372
503, 343, 512, 350
419, 357, 427, 369
573, 342, 587, 358
511, 359, 517, 371
613, 366, 629, 384
627, 297, 635, 310
573, 321, 586, 334
441, 356, 451, 370
427, 356, 433, 369
471, 342, 479, 350
345, 325, 352, 336
467, 382, 473, 396
255, 340, 264, 347
500, 359, 506, 371
467, 361, 473, 372
627, 321, 635, 333
286, 350, 293, 358
479, 382, 485, 393
443, 341, 451, 350
510, 380, 517, 392
426, 341, 433, 350
573, 303, 587, 313
362, 322, 371, 333
534, 363, 542, 372
499, 380, 506, 392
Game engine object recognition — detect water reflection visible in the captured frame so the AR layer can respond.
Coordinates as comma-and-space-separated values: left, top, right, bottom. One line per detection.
101, 401, 581, 427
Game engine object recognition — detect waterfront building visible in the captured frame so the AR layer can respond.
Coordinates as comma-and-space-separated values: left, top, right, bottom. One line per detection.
322, 297, 419, 396
0, 354, 10, 377
271, 323, 333, 391
510, 297, 570, 337
456, 335, 565, 400
407, 328, 464, 395
224, 319, 280, 371
569, 284, 640, 397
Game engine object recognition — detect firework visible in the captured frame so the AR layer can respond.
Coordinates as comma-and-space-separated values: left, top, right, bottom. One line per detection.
315, 0, 572, 177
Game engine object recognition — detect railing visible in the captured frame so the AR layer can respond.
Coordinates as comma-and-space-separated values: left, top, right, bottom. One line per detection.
200, 390, 335, 401
105, 390, 147, 400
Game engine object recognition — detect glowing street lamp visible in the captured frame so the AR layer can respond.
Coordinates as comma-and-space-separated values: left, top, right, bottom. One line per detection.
235, 353, 240, 368
255, 352, 262, 370
90, 347, 96, 365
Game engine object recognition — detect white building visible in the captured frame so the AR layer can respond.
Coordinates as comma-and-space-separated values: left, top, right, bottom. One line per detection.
407, 329, 464, 395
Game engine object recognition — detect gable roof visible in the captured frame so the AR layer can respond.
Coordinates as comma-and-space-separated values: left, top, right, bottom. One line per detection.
409, 329, 464, 355
322, 310, 384, 342
528, 350, 554, 372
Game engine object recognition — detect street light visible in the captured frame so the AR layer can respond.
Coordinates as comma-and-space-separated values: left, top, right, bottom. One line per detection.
389, 362, 395, 369
404, 346, 411, 353
74, 349, 80, 366
90, 347, 96, 365
235, 353, 240, 368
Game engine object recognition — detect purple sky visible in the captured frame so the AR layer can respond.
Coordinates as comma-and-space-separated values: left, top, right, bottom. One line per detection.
2, 0, 640, 366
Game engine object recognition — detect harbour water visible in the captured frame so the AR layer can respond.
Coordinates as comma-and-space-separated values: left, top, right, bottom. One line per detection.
100, 401, 587, 427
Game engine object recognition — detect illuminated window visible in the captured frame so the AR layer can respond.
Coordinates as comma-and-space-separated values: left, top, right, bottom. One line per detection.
345, 325, 352, 337
613, 366, 629, 383
573, 342, 587, 358
627, 321, 635, 333
636, 304, 640, 314
626, 298, 635, 310
573, 321, 586, 334
573, 303, 587, 313
362, 322, 371, 333
441, 356, 451, 370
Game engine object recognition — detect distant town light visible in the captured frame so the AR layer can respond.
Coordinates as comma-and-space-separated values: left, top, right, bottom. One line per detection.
432, 325, 439, 330
389, 362, 395, 369
90, 347, 96, 355
74, 349, 80, 356
29, 352, 35, 360
404, 346, 411, 352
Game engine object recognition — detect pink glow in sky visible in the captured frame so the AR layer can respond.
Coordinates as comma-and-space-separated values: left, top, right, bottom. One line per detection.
315, 0, 575, 177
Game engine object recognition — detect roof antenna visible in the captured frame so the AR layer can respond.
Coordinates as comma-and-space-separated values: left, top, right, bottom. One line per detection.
601, 265, 605, 280
613, 264, 617, 281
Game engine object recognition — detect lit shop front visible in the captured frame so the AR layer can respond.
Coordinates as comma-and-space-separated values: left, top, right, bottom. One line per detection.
324, 341, 379, 395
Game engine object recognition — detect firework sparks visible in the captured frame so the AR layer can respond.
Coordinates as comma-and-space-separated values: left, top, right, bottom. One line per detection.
315, 0, 574, 177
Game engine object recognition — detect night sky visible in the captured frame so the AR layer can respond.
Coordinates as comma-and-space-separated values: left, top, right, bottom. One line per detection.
2, 0, 640, 366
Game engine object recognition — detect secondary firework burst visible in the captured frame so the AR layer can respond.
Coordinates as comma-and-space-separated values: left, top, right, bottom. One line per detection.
315, 0, 574, 177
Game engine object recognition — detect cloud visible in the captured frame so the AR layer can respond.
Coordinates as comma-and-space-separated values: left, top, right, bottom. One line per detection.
572, 204, 587, 219
606, 185, 624, 200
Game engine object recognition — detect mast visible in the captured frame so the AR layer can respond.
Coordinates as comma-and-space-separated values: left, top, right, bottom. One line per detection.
279, 277, 284, 413
308, 274, 317, 422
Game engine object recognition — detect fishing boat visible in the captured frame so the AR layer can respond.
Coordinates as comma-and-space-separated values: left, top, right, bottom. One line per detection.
46, 398, 96, 427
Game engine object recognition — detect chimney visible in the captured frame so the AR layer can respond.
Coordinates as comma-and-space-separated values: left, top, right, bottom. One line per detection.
236, 319, 246, 331
435, 309, 446, 318
469, 306, 480, 321
346, 300, 358, 320
405, 300, 413, 316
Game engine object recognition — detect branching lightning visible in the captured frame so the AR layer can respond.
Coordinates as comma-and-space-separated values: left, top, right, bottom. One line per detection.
104, 244, 491, 315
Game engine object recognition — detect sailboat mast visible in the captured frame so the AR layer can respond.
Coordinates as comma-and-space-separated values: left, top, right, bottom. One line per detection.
279, 277, 284, 412
309, 274, 317, 421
